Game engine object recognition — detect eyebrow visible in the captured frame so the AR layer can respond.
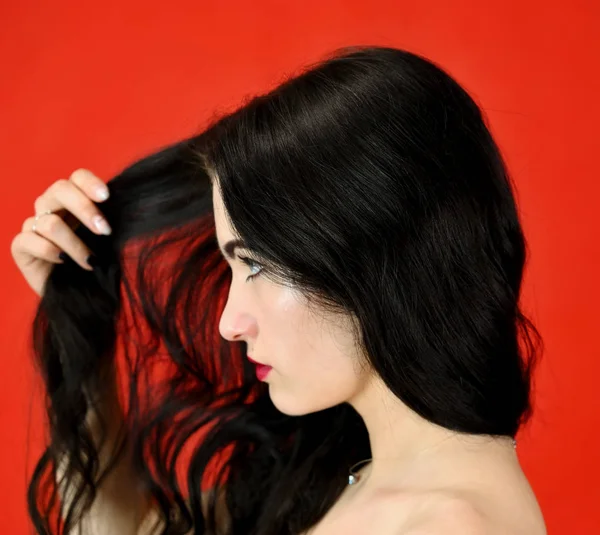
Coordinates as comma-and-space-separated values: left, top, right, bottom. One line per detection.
220, 238, 246, 260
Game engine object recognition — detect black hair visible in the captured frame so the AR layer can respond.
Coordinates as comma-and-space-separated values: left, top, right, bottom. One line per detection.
28, 45, 541, 534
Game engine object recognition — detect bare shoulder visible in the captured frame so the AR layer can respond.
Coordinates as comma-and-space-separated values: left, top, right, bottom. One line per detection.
384, 491, 547, 535
398, 496, 490, 534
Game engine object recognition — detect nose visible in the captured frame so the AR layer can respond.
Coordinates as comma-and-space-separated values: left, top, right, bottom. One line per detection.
218, 289, 258, 342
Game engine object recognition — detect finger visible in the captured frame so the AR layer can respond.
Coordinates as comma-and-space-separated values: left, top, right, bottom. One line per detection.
11, 231, 66, 266
33, 178, 112, 236
23, 214, 94, 270
68, 168, 110, 203
21, 209, 67, 233
10, 233, 56, 296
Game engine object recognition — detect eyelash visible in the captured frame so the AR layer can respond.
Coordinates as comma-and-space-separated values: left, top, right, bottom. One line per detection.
238, 255, 264, 282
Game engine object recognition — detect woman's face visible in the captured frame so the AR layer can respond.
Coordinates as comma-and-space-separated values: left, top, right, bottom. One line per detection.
212, 183, 370, 416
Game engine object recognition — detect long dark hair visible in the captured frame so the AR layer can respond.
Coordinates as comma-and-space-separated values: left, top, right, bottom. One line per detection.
28, 46, 541, 534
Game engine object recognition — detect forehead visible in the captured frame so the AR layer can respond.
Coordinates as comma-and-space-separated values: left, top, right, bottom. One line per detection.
211, 183, 224, 218
212, 183, 236, 244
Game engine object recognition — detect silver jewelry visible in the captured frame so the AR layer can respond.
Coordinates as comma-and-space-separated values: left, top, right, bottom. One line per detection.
348, 458, 372, 485
31, 209, 53, 234
348, 438, 517, 486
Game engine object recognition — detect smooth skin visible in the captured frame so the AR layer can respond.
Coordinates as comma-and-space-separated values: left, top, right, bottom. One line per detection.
12, 169, 546, 534
11, 169, 112, 296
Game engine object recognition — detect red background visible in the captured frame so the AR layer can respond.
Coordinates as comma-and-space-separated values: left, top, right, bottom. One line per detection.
1, 1, 598, 532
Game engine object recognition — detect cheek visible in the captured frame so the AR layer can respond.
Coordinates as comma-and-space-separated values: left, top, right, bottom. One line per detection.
273, 284, 301, 313
264, 286, 359, 373
272, 297, 365, 402
255, 284, 315, 367
257, 284, 367, 407
261, 284, 305, 340
269, 347, 365, 416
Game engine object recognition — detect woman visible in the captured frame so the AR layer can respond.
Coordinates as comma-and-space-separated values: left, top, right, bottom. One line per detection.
11, 46, 546, 534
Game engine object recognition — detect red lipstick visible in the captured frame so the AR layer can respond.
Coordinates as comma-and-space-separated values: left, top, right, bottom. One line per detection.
247, 355, 272, 381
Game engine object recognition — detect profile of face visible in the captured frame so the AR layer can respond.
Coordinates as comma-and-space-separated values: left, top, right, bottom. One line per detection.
212, 183, 371, 416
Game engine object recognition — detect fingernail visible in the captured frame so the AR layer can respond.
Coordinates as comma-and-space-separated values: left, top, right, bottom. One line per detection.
58, 252, 68, 262
92, 215, 112, 235
96, 186, 109, 201
86, 254, 98, 268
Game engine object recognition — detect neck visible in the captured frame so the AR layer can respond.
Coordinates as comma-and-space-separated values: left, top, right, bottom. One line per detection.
348, 375, 518, 490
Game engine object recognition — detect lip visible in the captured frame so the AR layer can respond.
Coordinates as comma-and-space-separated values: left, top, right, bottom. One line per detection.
254, 364, 272, 381
247, 355, 272, 381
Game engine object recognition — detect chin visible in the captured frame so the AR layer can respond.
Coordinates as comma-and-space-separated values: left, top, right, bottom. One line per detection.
267, 385, 338, 417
